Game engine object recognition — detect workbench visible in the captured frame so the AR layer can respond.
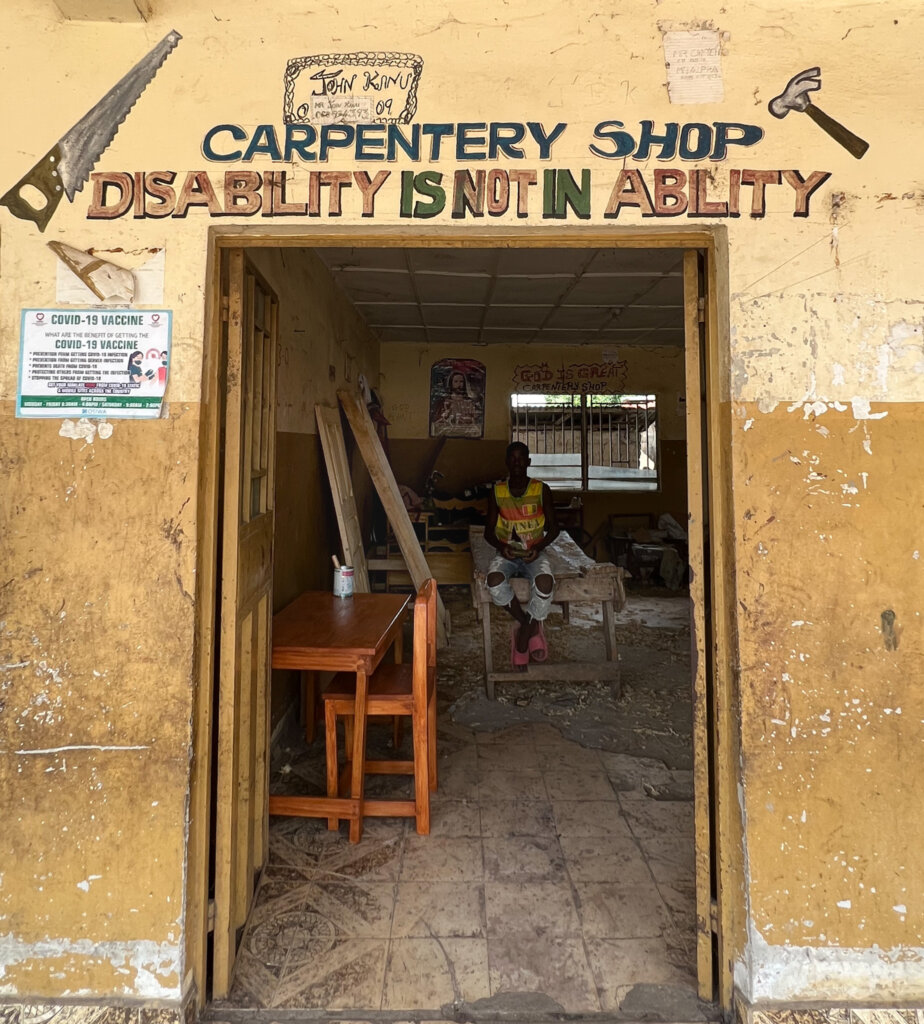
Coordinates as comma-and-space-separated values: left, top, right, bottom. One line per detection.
469, 526, 628, 699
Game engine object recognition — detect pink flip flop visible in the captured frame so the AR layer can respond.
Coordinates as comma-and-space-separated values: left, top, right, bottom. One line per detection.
528, 623, 548, 662
510, 626, 530, 670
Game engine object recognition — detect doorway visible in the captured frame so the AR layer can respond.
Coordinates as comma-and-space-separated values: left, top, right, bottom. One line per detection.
188, 231, 740, 1016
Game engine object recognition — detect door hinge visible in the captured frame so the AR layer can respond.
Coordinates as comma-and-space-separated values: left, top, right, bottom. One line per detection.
697, 296, 706, 324
710, 897, 719, 933
220, 295, 230, 323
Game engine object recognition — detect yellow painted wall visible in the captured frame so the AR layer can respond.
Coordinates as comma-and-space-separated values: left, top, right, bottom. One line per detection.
1, 0, 923, 1011
0, 413, 195, 999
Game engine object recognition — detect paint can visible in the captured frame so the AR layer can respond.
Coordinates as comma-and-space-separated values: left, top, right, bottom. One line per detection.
333, 565, 354, 598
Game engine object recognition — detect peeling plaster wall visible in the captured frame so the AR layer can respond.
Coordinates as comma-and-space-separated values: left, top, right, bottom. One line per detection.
1, 0, 923, 1008
0, 415, 194, 999
732, 401, 924, 1001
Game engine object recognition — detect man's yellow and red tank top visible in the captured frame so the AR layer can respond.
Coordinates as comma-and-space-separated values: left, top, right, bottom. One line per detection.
494, 479, 545, 551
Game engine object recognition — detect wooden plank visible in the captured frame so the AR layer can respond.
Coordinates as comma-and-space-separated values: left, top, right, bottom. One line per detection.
704, 246, 740, 1010
251, 307, 264, 482
316, 404, 371, 593
358, 799, 416, 817
602, 598, 617, 662
684, 249, 714, 1000
269, 794, 359, 818
367, 552, 473, 586
233, 610, 254, 930
252, 593, 269, 875
265, 296, 278, 511
217, 228, 719, 252
241, 272, 256, 522
257, 294, 277, 868
185, 245, 225, 1011
473, 575, 622, 606
212, 253, 277, 999
337, 387, 448, 642
481, 602, 495, 698
212, 249, 245, 998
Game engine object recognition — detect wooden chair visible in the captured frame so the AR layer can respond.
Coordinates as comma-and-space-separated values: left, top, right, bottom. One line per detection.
321, 578, 438, 834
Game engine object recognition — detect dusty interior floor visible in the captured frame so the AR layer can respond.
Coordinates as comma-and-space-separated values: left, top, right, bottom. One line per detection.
217, 586, 715, 1021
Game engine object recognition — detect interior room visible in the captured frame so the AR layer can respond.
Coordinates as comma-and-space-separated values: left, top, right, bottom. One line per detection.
213, 242, 707, 1017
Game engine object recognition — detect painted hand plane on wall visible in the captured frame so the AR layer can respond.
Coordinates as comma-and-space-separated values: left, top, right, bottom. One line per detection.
0, 29, 182, 232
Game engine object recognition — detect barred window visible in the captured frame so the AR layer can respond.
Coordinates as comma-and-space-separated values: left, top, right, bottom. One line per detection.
510, 393, 658, 491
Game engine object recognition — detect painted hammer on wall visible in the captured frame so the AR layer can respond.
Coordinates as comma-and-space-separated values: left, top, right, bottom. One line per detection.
769, 67, 869, 159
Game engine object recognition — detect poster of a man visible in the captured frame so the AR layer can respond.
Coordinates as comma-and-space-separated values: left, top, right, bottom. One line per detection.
429, 358, 486, 438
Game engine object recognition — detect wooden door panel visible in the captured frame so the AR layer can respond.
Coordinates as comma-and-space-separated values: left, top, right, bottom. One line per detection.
212, 250, 278, 998
238, 515, 274, 606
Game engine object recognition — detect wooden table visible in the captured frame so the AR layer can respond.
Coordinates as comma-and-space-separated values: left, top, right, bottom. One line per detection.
267, 590, 412, 842
469, 527, 627, 699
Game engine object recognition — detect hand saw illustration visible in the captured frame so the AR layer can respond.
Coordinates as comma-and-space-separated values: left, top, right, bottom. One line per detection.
1, 29, 181, 232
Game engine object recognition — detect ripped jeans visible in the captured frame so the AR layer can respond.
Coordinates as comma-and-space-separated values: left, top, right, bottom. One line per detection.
486, 552, 555, 622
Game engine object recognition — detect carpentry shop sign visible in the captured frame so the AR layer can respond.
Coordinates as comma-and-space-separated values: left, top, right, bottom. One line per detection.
0, 25, 867, 233
16, 309, 172, 418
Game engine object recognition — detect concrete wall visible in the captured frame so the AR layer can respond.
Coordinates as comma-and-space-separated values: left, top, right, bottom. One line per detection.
1, 0, 922, 1012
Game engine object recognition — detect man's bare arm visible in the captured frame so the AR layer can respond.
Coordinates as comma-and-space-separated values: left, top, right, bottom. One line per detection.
485, 486, 506, 553
533, 482, 560, 552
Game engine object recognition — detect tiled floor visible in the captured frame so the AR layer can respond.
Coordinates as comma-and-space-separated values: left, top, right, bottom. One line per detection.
225, 720, 699, 1015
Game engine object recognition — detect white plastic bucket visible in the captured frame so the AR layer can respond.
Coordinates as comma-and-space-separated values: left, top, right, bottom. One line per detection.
333, 565, 354, 598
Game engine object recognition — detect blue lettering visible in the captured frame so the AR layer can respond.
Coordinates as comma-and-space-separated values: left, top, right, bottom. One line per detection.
422, 124, 453, 159
679, 123, 712, 160
489, 122, 527, 159
319, 124, 355, 161
387, 123, 420, 161
527, 121, 567, 160
355, 124, 385, 160
589, 120, 635, 159
456, 122, 487, 160
243, 124, 283, 161
284, 124, 316, 162
202, 123, 247, 161
711, 122, 764, 160
635, 120, 679, 160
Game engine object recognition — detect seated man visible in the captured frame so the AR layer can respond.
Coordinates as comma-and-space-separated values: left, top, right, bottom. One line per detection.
485, 441, 560, 666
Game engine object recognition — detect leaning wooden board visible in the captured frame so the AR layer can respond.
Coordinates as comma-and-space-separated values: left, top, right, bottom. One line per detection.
315, 404, 371, 593
337, 387, 450, 644
469, 526, 627, 698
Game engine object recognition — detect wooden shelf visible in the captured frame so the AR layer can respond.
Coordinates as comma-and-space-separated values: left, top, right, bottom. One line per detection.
375, 511, 475, 589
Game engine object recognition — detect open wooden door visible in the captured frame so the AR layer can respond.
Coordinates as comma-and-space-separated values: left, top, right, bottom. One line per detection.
211, 249, 279, 997
684, 249, 717, 1001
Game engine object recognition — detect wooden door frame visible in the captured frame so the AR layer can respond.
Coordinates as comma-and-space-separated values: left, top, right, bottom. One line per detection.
185, 225, 744, 1011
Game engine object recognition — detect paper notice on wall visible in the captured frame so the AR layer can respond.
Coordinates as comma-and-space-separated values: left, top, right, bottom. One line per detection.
662, 30, 724, 104
310, 94, 374, 124
17, 309, 172, 419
